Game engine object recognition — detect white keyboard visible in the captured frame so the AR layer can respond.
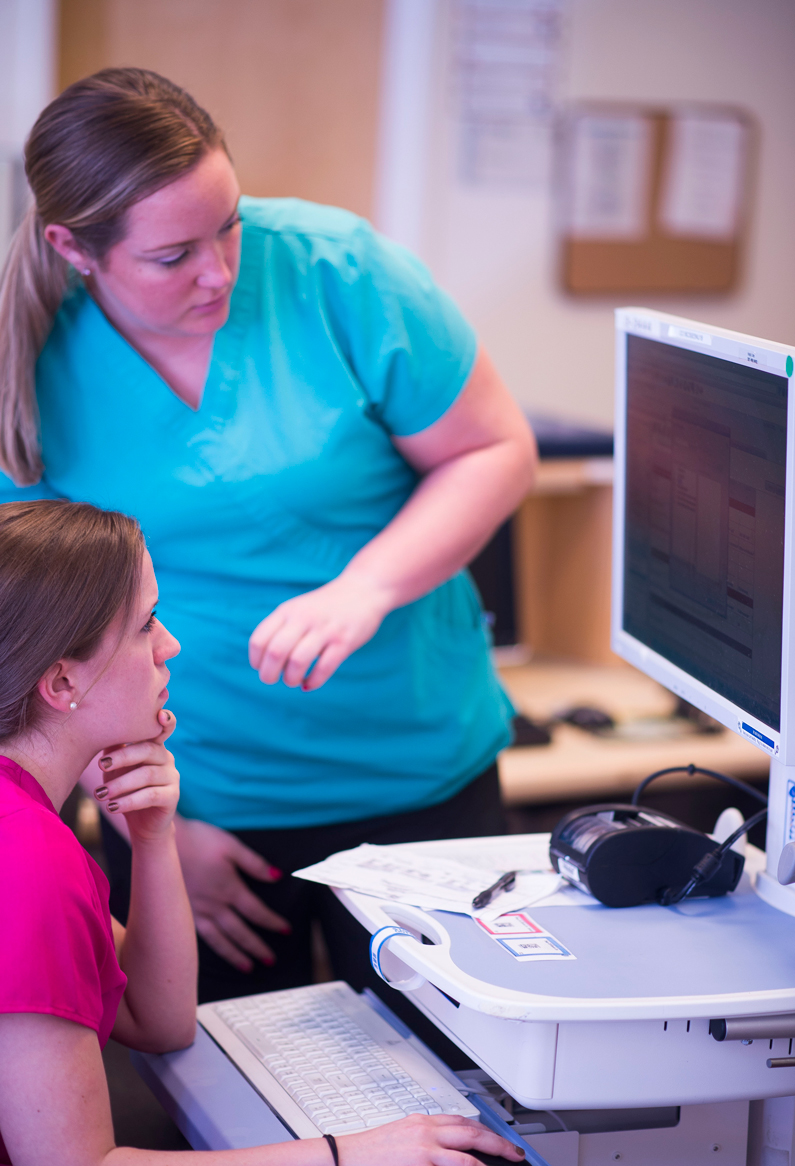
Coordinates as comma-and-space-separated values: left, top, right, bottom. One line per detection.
198, 982, 478, 1138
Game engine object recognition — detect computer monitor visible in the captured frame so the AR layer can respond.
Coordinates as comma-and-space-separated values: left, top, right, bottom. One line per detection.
611, 308, 795, 914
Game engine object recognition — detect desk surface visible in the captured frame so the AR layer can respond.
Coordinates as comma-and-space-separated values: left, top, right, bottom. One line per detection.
429, 883, 795, 1002
497, 661, 769, 804
339, 840, 795, 1021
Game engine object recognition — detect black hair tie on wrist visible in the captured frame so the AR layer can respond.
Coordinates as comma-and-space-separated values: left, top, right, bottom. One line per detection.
323, 1133, 340, 1165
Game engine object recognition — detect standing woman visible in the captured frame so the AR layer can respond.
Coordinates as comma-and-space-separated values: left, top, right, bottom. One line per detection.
0, 69, 536, 1006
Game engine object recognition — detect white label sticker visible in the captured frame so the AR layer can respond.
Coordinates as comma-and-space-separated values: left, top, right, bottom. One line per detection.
477, 912, 544, 936
477, 912, 576, 961
498, 935, 575, 960
558, 857, 582, 884
668, 325, 712, 346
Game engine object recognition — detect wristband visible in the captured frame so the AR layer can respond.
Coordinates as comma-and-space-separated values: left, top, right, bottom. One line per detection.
323, 1133, 340, 1165
369, 925, 426, 991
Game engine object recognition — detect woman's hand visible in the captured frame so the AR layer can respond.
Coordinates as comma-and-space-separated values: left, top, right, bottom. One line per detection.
93, 708, 180, 844
248, 572, 393, 691
173, 816, 291, 971
336, 1114, 526, 1165
249, 349, 535, 695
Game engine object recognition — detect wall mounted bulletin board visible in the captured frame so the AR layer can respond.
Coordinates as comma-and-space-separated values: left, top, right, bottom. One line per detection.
556, 103, 756, 295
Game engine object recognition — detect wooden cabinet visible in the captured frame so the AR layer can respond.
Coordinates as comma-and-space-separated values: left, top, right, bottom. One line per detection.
513, 458, 615, 664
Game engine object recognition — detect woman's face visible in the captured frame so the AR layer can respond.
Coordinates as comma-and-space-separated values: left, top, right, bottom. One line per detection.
51, 148, 242, 340
72, 552, 181, 747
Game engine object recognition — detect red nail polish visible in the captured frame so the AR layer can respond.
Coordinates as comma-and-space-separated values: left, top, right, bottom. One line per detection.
269, 866, 283, 879
280, 924, 293, 935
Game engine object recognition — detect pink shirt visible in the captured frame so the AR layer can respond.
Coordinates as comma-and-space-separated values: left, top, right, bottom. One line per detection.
0, 756, 127, 1160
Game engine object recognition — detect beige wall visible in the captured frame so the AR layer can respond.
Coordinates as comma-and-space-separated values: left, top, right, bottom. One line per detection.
415, 0, 795, 426
58, 0, 384, 218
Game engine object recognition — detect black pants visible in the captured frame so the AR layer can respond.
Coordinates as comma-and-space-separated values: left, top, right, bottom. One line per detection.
102, 764, 504, 1063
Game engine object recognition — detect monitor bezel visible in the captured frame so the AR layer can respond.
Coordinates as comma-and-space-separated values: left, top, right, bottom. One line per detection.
612, 308, 795, 763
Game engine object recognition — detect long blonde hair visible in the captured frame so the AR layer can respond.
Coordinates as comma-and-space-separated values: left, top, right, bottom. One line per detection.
0, 68, 227, 486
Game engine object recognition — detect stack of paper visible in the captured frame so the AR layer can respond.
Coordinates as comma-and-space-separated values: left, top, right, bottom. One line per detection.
293, 843, 563, 922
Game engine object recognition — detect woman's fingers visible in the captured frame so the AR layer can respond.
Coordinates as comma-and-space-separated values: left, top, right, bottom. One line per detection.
173, 819, 291, 969
104, 780, 175, 815
194, 917, 258, 973
156, 707, 177, 740
248, 610, 286, 671
99, 758, 174, 794
212, 906, 278, 965
338, 1115, 526, 1166
301, 640, 351, 690
252, 613, 359, 688
248, 579, 388, 689
438, 1120, 526, 1162
97, 739, 172, 779
226, 835, 283, 884
254, 618, 312, 685
280, 630, 328, 688
230, 882, 291, 934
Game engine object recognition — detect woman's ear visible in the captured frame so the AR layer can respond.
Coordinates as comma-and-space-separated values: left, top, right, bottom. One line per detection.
36, 661, 79, 714
42, 224, 92, 272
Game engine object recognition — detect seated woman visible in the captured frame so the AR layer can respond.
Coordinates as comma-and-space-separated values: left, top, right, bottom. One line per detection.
0, 499, 523, 1166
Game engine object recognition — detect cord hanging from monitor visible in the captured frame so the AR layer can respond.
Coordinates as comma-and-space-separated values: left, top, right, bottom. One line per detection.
630, 763, 768, 907
631, 763, 768, 808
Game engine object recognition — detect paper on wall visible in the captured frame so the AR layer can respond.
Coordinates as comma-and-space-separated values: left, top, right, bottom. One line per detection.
659, 113, 747, 239
564, 113, 652, 240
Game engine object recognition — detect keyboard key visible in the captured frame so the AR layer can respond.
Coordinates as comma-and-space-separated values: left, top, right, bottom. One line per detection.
208, 983, 474, 1136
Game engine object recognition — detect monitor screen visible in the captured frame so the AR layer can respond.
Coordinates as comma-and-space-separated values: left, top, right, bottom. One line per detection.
622, 333, 787, 731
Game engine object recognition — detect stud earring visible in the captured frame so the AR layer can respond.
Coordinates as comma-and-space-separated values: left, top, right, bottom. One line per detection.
82, 268, 91, 277
69, 701, 78, 710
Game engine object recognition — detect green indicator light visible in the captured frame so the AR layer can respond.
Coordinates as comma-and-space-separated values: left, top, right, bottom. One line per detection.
788, 355, 794, 378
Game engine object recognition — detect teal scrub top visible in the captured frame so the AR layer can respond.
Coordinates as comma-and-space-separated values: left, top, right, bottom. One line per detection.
0, 197, 513, 829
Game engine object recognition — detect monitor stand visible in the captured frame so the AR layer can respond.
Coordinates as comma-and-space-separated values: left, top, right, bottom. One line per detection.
754, 757, 795, 915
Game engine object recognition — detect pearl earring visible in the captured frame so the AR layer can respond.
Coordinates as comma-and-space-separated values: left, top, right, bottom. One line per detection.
69, 701, 78, 710
82, 268, 91, 277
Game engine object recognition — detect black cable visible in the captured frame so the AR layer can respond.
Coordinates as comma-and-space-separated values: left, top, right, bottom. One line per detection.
631, 763, 767, 807
630, 762, 767, 907
658, 806, 769, 906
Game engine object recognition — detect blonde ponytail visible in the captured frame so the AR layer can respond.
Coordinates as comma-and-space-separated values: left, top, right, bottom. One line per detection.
0, 209, 69, 484
0, 67, 227, 487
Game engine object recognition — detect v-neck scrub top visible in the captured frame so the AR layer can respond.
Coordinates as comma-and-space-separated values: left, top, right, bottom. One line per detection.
0, 198, 513, 829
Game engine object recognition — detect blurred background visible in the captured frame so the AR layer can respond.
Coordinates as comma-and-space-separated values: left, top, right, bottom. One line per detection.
1, 1, 793, 1148
1, 0, 793, 429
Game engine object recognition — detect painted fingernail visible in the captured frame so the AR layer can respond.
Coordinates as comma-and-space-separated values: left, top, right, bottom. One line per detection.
269, 866, 283, 879
262, 955, 276, 966
94, 787, 108, 800
107, 801, 119, 812
280, 924, 292, 935
100, 756, 112, 769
